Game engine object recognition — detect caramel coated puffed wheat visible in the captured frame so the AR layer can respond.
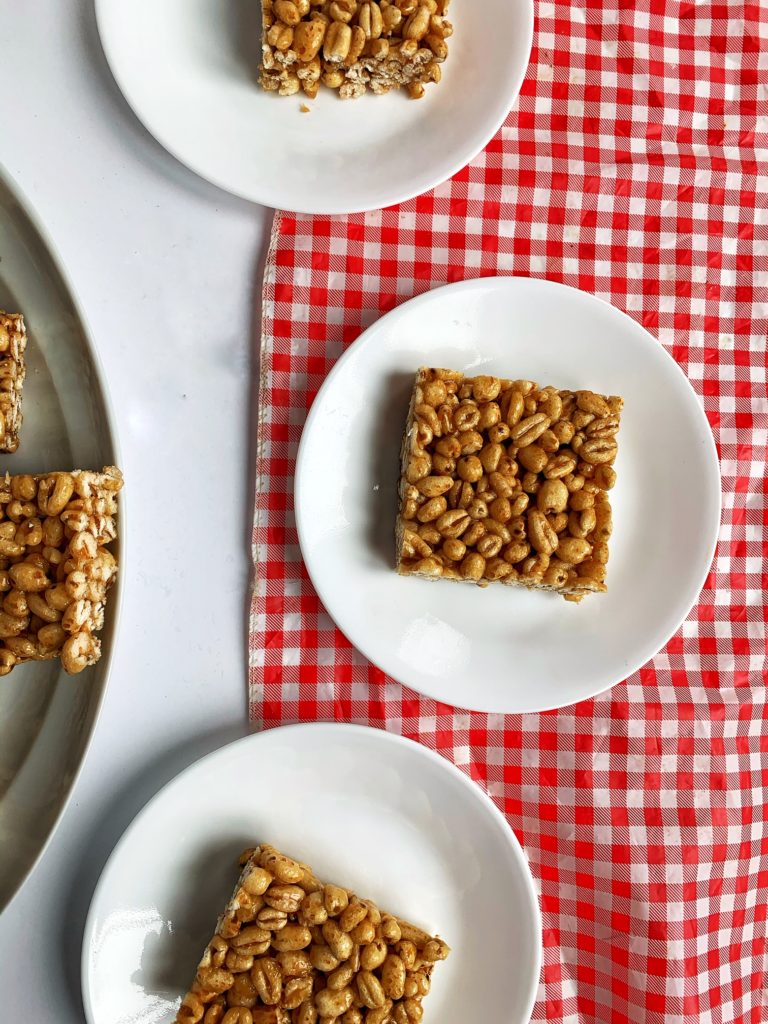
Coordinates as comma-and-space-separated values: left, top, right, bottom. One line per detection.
396, 369, 623, 602
175, 843, 450, 1024
260, 0, 452, 100
0, 311, 27, 453
0, 466, 122, 675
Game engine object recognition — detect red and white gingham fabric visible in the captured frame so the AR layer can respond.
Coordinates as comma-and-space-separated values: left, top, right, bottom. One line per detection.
250, 2, 768, 1021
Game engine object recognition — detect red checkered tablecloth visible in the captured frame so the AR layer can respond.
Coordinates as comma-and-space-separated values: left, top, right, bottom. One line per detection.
250, 2, 768, 1021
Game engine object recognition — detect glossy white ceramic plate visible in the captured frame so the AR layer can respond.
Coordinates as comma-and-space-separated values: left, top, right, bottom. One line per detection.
295, 277, 722, 714
82, 723, 542, 1024
0, 165, 122, 911
95, 0, 533, 213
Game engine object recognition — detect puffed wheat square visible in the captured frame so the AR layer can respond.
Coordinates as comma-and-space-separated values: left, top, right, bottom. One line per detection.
396, 368, 622, 602
0, 466, 122, 675
175, 843, 450, 1024
259, 0, 452, 101
0, 311, 27, 453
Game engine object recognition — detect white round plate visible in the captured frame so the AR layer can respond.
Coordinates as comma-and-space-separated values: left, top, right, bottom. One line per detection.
82, 724, 542, 1024
95, 0, 533, 213
295, 277, 721, 714
0, 164, 122, 912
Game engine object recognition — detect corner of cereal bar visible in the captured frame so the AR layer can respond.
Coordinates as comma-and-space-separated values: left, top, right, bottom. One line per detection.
396, 368, 621, 601
0, 310, 27, 453
259, 1, 452, 101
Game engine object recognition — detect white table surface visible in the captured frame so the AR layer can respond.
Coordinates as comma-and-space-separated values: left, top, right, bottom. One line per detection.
1, 2, 271, 1016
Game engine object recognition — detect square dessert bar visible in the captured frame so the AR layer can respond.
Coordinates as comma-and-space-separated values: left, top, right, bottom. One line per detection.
175, 843, 450, 1024
0, 311, 27, 453
260, 1, 452, 100
0, 466, 123, 675
396, 369, 623, 602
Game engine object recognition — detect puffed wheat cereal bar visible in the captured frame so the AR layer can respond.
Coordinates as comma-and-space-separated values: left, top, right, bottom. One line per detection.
260, 0, 452, 101
396, 368, 623, 602
175, 843, 450, 1024
0, 311, 27, 453
0, 466, 123, 675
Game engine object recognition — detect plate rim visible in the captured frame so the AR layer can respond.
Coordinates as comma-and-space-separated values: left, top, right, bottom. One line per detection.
94, 0, 534, 214
0, 160, 125, 913
294, 275, 723, 713
81, 721, 543, 1024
